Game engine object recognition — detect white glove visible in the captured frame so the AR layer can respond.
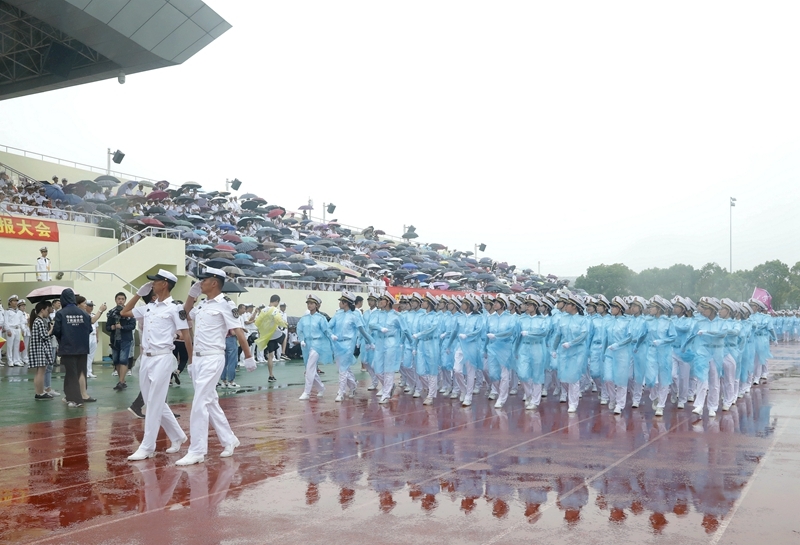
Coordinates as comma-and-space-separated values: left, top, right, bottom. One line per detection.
440, 333, 447, 339
300, 341, 306, 348
187, 365, 194, 380
562, 342, 570, 349
368, 344, 376, 350
188, 281, 203, 298
136, 281, 153, 296
330, 335, 338, 342
243, 356, 256, 371
697, 330, 706, 336
652, 340, 661, 347
487, 333, 496, 340
412, 350, 417, 356
412, 333, 419, 340
551, 351, 558, 359
381, 328, 389, 333
459, 333, 466, 340
520, 331, 528, 337
608, 343, 618, 351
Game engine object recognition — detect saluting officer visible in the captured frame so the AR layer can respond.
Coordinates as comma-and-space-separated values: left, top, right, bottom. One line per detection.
123, 269, 192, 461
177, 266, 255, 466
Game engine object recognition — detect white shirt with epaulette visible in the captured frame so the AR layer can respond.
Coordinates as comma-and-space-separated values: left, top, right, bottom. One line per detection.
132, 296, 189, 353
190, 294, 242, 353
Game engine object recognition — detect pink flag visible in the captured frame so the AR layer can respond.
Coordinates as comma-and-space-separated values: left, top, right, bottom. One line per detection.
752, 287, 773, 312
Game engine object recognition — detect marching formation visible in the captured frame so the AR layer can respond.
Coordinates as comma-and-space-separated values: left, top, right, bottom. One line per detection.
299, 289, 787, 417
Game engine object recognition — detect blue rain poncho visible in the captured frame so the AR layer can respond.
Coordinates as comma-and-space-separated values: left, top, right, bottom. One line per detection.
330, 309, 373, 372
297, 312, 333, 365
588, 314, 611, 379
750, 313, 775, 366
370, 309, 410, 374
646, 315, 677, 387
456, 311, 486, 370
686, 316, 726, 382
603, 315, 633, 387
438, 311, 458, 371
515, 313, 552, 384
738, 318, 756, 384
413, 310, 441, 376
401, 309, 423, 370
360, 307, 377, 365
552, 313, 590, 384
486, 311, 518, 381
629, 315, 651, 385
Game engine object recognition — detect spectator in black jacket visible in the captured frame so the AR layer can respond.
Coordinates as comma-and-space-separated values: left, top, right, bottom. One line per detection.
106, 291, 136, 390
52, 288, 91, 407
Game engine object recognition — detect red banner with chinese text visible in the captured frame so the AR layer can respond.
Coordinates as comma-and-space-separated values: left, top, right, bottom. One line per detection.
0, 216, 59, 242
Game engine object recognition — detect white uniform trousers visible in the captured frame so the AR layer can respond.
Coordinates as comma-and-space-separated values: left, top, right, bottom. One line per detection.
754, 355, 768, 382
364, 362, 379, 387
337, 362, 356, 396
565, 382, 580, 411
522, 382, 542, 406
439, 369, 454, 393
304, 350, 324, 395
649, 383, 670, 409
6, 328, 21, 365
631, 379, 644, 406
693, 359, 721, 413
188, 354, 237, 457
672, 355, 691, 404
721, 355, 737, 407
138, 354, 184, 453
453, 348, 475, 403
492, 368, 510, 406
21, 333, 29, 364
424, 375, 437, 400
87, 338, 97, 376
614, 385, 627, 411
380, 372, 395, 399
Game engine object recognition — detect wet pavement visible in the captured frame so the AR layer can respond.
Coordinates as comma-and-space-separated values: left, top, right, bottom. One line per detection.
1, 347, 799, 545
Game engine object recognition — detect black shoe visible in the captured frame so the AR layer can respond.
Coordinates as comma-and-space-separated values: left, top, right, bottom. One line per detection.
128, 406, 145, 419
82, 397, 97, 403
113, 382, 123, 390
172, 412, 180, 418
318, 369, 325, 375
35, 394, 53, 400
268, 375, 277, 382
121, 382, 128, 389
172, 372, 181, 385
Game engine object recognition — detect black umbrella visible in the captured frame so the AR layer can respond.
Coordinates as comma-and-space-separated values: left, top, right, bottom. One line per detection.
204, 258, 236, 268
236, 242, 259, 252
96, 204, 116, 214
288, 263, 307, 273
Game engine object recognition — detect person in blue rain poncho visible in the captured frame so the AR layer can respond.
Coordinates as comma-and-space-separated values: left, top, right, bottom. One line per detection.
370, 292, 411, 404
645, 296, 677, 417
589, 295, 613, 403
437, 296, 459, 398
669, 296, 696, 409
485, 294, 519, 409
627, 296, 650, 408
603, 296, 633, 415
737, 303, 756, 397
401, 294, 425, 397
550, 292, 590, 413
515, 294, 552, 410
360, 294, 380, 391
717, 299, 743, 412
687, 297, 728, 418
330, 290, 374, 402
748, 298, 775, 385
454, 295, 486, 407
297, 294, 334, 401
544, 292, 567, 398
412, 293, 441, 405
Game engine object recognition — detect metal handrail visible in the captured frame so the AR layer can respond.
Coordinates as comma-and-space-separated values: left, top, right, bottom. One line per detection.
1, 269, 137, 293
75, 226, 185, 270
0, 144, 158, 183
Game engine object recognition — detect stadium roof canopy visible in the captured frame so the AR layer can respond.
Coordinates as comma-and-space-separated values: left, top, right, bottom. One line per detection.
0, 0, 230, 100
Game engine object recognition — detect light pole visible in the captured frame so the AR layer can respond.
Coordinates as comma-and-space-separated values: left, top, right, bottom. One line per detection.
107, 148, 124, 174
730, 197, 736, 272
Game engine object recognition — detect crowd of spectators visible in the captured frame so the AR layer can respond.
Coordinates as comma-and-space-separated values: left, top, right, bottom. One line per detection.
1, 167, 567, 294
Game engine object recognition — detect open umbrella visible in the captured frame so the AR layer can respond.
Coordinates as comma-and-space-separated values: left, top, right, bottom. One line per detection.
204, 258, 236, 268
222, 282, 248, 294
214, 244, 236, 251
95, 174, 120, 185
210, 251, 235, 259
268, 208, 286, 218
298, 204, 313, 210
401, 231, 419, 239
141, 217, 164, 227
240, 193, 259, 199
148, 190, 170, 201
27, 285, 72, 303
235, 241, 258, 252
222, 234, 242, 243
222, 266, 245, 276
185, 245, 207, 253
182, 181, 202, 189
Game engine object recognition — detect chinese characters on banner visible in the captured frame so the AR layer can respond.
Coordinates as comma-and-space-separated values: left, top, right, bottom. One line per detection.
0, 217, 60, 242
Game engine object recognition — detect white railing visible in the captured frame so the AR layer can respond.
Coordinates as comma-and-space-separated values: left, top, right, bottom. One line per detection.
234, 276, 377, 293
0, 144, 157, 183
1, 269, 137, 293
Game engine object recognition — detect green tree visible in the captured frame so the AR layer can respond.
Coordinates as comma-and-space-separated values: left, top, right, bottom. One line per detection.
633, 264, 699, 299
575, 263, 636, 299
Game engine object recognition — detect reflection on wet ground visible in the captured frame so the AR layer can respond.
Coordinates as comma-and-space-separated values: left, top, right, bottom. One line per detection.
1, 346, 798, 545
